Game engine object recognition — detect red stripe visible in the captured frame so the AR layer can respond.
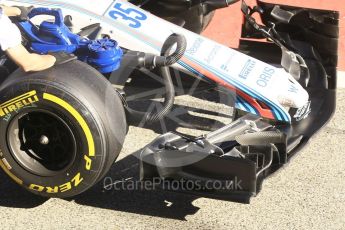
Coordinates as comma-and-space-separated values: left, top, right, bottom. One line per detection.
181, 57, 275, 119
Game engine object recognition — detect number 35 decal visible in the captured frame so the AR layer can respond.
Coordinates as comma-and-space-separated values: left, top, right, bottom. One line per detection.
108, 3, 147, 28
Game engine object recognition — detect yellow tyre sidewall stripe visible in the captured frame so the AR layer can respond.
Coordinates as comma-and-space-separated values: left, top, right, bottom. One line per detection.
0, 160, 23, 185
43, 93, 95, 157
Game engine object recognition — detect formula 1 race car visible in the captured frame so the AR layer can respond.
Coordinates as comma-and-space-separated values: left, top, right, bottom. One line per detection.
0, 0, 339, 202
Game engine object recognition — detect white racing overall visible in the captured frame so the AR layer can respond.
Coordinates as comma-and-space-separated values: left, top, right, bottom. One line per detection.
0, 4, 22, 51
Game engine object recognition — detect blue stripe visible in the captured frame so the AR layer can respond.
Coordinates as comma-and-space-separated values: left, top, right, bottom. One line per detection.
187, 56, 287, 121
180, 60, 260, 117
236, 97, 257, 115
185, 56, 289, 121
177, 61, 206, 80
235, 98, 246, 111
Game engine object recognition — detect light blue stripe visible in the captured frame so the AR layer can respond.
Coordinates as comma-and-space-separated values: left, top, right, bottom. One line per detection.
185, 56, 288, 121
237, 97, 257, 115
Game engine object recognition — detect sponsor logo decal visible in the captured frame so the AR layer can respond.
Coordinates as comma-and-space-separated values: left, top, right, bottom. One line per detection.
0, 90, 39, 117
205, 45, 221, 64
29, 173, 84, 194
239, 59, 256, 80
256, 67, 275, 87
294, 101, 311, 121
186, 38, 204, 56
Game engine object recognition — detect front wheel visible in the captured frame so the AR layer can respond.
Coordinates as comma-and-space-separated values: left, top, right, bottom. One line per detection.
0, 60, 127, 198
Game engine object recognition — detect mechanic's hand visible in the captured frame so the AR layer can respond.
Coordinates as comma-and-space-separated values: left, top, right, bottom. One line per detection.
14, 5, 34, 21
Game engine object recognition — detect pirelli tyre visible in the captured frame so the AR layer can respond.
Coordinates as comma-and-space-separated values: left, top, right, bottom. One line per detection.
0, 60, 127, 198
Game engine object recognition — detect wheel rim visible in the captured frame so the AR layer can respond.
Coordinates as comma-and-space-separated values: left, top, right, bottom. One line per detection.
7, 110, 77, 177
